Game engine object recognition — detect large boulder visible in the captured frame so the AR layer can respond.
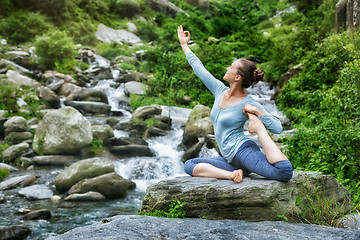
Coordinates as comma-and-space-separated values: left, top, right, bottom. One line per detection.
67, 172, 134, 199
36, 86, 61, 109
4, 131, 33, 144
182, 104, 213, 147
45, 215, 360, 240
124, 81, 148, 95
32, 107, 93, 155
4, 116, 27, 135
140, 171, 353, 221
92, 124, 114, 141
4, 70, 39, 87
54, 157, 115, 192
95, 24, 142, 45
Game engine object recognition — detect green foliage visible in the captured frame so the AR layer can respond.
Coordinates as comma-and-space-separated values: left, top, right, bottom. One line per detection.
0, 10, 53, 44
109, 0, 142, 18
289, 179, 351, 226
34, 29, 77, 72
90, 137, 103, 156
140, 200, 187, 218
0, 84, 21, 113
0, 168, 10, 182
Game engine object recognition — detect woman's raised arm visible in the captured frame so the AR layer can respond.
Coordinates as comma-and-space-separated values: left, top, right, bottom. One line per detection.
177, 25, 191, 55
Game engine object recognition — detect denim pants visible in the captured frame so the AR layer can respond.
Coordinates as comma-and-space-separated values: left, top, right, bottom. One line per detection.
184, 140, 293, 182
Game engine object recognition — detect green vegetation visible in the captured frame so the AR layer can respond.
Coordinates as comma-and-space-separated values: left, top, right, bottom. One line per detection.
140, 200, 187, 218
90, 137, 104, 156
0, 168, 10, 181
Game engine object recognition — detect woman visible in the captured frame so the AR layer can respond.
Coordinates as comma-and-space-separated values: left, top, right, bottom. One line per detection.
177, 25, 293, 183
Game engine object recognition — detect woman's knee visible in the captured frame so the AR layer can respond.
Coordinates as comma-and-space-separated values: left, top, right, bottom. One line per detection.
183, 159, 196, 176
274, 160, 293, 182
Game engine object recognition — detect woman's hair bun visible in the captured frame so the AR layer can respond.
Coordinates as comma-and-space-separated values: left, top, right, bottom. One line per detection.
253, 68, 264, 83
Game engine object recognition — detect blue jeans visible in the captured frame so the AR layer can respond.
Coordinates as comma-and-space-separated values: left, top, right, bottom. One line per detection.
184, 140, 293, 182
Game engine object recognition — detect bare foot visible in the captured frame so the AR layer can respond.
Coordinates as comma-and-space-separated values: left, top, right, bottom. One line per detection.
247, 113, 265, 134
230, 169, 243, 183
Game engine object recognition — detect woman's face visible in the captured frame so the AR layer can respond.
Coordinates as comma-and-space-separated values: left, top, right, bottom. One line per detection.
223, 60, 241, 82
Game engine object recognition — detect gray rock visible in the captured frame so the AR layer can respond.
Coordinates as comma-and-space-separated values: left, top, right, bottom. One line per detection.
32, 107, 93, 155
132, 105, 162, 119
127, 22, 138, 33
338, 213, 360, 229
36, 86, 61, 109
32, 155, 78, 166
0, 174, 36, 190
0, 59, 32, 76
105, 137, 148, 146
140, 171, 353, 221
68, 172, 133, 199
4, 131, 33, 144
92, 124, 114, 141
0, 163, 18, 172
0, 225, 31, 240
0, 191, 4, 203
66, 88, 109, 104
55, 157, 114, 192
109, 145, 154, 157
65, 101, 111, 115
4, 70, 39, 87
45, 215, 360, 240
18, 184, 53, 200
20, 209, 51, 220
124, 81, 148, 95
4, 116, 27, 134
181, 140, 205, 162
182, 104, 213, 147
2, 142, 29, 162
58, 82, 82, 97
335, 0, 360, 31
95, 24, 142, 45
65, 191, 107, 201
146, 0, 189, 17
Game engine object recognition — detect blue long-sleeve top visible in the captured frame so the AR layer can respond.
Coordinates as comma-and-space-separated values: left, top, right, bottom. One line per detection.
186, 51, 283, 163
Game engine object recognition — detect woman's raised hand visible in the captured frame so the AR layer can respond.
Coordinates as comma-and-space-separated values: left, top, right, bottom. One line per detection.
177, 25, 190, 46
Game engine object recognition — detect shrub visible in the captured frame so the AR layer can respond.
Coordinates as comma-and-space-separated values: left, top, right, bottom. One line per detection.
109, 0, 141, 18
34, 29, 77, 72
0, 168, 10, 182
0, 10, 53, 44
140, 200, 187, 218
89, 137, 103, 156
0, 84, 21, 113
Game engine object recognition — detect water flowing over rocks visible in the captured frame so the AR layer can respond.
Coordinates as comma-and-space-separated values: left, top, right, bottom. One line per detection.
32, 107, 93, 155
45, 215, 360, 240
140, 171, 353, 221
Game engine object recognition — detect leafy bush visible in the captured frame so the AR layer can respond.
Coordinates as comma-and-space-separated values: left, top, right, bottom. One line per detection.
140, 200, 187, 218
109, 0, 142, 18
0, 168, 10, 182
0, 10, 53, 44
0, 84, 21, 113
90, 137, 103, 156
34, 29, 77, 72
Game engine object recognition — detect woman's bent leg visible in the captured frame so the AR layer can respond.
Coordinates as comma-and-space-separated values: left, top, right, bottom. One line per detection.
184, 157, 243, 182
232, 141, 293, 182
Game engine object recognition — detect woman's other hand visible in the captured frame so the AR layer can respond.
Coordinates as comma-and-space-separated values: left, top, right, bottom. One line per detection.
177, 25, 190, 46
242, 103, 265, 117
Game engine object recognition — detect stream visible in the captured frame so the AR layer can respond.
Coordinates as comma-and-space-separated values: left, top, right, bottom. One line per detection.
0, 55, 286, 239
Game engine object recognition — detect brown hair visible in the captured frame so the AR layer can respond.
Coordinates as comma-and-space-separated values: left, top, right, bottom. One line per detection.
236, 58, 264, 88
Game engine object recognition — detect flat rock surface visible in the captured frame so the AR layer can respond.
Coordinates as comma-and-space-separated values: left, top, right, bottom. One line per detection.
46, 215, 360, 240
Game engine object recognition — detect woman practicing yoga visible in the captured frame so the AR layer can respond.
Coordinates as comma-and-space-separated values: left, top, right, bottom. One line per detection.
178, 25, 293, 183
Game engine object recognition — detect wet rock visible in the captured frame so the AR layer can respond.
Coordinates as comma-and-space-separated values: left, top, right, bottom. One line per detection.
65, 191, 107, 201
4, 132, 33, 144
92, 124, 114, 141
32, 107, 93, 155
18, 185, 54, 200
55, 157, 114, 192
105, 137, 148, 146
4, 116, 27, 135
0, 58, 32, 76
0, 191, 4, 203
2, 142, 29, 163
0, 225, 31, 240
105, 118, 121, 128
36, 86, 61, 109
124, 81, 148, 95
32, 155, 78, 166
66, 89, 108, 104
20, 209, 51, 220
140, 171, 353, 221
127, 22, 138, 33
132, 105, 162, 119
57, 82, 82, 97
181, 140, 205, 162
45, 214, 360, 240
65, 101, 111, 115
0, 163, 18, 172
95, 24, 142, 45
0, 174, 37, 191
109, 145, 154, 157
68, 172, 134, 199
4, 70, 39, 87
147, 127, 167, 137
41, 70, 78, 86
182, 104, 213, 147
